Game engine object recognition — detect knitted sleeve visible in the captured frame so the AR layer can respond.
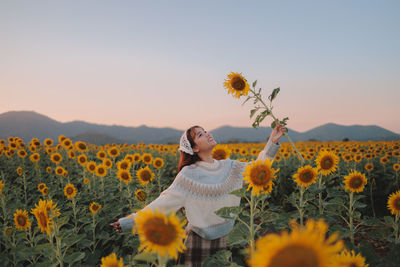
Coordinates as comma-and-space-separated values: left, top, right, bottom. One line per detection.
255, 139, 281, 161
118, 178, 186, 232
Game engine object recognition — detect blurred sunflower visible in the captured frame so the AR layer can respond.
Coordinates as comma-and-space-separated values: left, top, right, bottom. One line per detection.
46, 166, 52, 174
100, 253, 126, 267
136, 166, 155, 186
29, 153, 40, 162
124, 154, 134, 163
13, 209, 31, 231
387, 190, 400, 216
16, 167, 23, 176
86, 161, 97, 173
243, 159, 279, 196
77, 154, 88, 166
223, 72, 250, 99
41, 187, 49, 196
117, 169, 132, 184
249, 219, 343, 267
133, 153, 141, 163
96, 164, 107, 177
55, 166, 66, 176
31, 199, 53, 235
64, 183, 77, 199
343, 170, 367, 193
212, 145, 231, 160
37, 183, 46, 192
331, 249, 368, 267
68, 150, 76, 159
97, 150, 107, 160
364, 163, 374, 172
142, 153, 153, 165
75, 141, 88, 152
50, 153, 63, 164
117, 159, 131, 171
44, 138, 53, 147
354, 154, 362, 163
153, 157, 164, 169
17, 149, 27, 158
293, 165, 319, 188
393, 163, 400, 172
315, 151, 339, 176
107, 146, 120, 158
103, 158, 113, 169
0, 180, 4, 196
89, 202, 102, 214
135, 189, 147, 201
83, 177, 90, 184
135, 208, 186, 259
380, 156, 389, 165
62, 138, 72, 149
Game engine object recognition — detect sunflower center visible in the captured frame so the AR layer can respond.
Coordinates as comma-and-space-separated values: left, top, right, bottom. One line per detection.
250, 166, 271, 186
66, 187, 73, 195
17, 215, 27, 226
92, 204, 99, 211
144, 156, 151, 162
213, 149, 227, 160
98, 168, 105, 174
394, 198, 400, 211
321, 157, 333, 170
121, 172, 129, 181
155, 161, 161, 167
300, 170, 314, 183
141, 171, 151, 181
144, 217, 177, 246
269, 244, 319, 267
350, 177, 363, 189
120, 162, 128, 169
230, 77, 245, 91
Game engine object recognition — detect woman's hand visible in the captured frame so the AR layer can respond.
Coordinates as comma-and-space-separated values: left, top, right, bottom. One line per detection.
269, 119, 287, 144
110, 221, 122, 233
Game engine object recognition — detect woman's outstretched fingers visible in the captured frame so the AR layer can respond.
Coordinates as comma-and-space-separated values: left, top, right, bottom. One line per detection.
110, 221, 122, 233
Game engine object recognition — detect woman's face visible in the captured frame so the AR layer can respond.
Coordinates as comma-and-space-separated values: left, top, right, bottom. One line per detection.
192, 127, 217, 153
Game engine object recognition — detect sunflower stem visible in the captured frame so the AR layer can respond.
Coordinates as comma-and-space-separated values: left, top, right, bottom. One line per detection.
157, 254, 168, 267
349, 192, 355, 245
249, 192, 256, 259
299, 186, 305, 226
394, 214, 399, 244
318, 173, 324, 216
248, 88, 305, 164
369, 177, 376, 218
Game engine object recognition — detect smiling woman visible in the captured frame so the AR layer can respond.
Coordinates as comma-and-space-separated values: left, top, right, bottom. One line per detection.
111, 123, 287, 266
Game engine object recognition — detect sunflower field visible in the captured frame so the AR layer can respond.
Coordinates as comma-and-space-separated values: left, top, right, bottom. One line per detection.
1, 136, 400, 266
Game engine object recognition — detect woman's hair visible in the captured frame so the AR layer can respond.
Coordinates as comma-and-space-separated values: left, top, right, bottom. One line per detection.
177, 125, 202, 173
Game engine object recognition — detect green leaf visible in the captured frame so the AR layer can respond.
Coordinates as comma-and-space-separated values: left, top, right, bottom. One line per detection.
384, 216, 395, 225
215, 207, 239, 219
133, 252, 157, 264
227, 223, 249, 246
230, 188, 247, 198
252, 80, 257, 88
271, 120, 276, 129
250, 108, 259, 119
201, 250, 232, 266
64, 252, 85, 264
268, 87, 280, 102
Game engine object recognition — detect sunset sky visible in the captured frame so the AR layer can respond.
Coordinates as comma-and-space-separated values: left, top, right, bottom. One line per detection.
1, 0, 399, 134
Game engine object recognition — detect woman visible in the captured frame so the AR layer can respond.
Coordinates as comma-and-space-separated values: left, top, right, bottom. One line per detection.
110, 122, 286, 266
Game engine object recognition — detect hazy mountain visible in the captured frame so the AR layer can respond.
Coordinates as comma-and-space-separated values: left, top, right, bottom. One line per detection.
0, 111, 399, 144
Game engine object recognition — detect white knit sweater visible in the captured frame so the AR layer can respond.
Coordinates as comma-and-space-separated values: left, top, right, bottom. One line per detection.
118, 139, 280, 240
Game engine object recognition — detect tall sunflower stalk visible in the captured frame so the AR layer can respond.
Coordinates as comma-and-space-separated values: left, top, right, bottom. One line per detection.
224, 72, 304, 164
387, 190, 400, 244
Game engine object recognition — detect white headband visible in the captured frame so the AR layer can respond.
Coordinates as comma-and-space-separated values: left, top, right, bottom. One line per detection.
178, 130, 194, 155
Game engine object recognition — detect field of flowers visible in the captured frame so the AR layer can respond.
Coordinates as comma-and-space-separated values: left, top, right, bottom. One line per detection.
1, 135, 400, 266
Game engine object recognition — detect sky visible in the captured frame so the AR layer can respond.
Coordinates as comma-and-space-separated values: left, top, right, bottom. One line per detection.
1, 0, 399, 134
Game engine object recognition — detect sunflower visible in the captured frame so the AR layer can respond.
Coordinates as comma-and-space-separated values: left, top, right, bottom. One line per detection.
275, 154, 282, 162
223, 72, 250, 99
315, 151, 339, 176
393, 163, 400, 172
153, 157, 164, 169
31, 199, 53, 235
135, 208, 186, 259
83, 177, 90, 184
380, 156, 389, 165
14, 209, 31, 231
89, 202, 102, 214
55, 166, 66, 176
95, 164, 107, 177
142, 153, 153, 165
46, 167, 52, 174
50, 152, 63, 164
75, 141, 88, 152
100, 253, 126, 267
62, 138, 72, 148
293, 165, 319, 188
354, 154, 362, 163
97, 150, 107, 160
29, 153, 40, 162
77, 154, 88, 166
86, 161, 97, 173
212, 145, 231, 160
44, 138, 53, 147
135, 189, 147, 201
107, 146, 120, 158
64, 184, 77, 199
387, 190, 400, 216
103, 158, 113, 169
136, 166, 155, 186
133, 153, 141, 163
68, 150, 76, 159
124, 154, 134, 163
117, 169, 132, 184
364, 163, 374, 172
282, 151, 291, 159
17, 149, 27, 158
58, 135, 66, 143
343, 170, 368, 193
0, 180, 4, 196
37, 183, 46, 192
17, 167, 23, 176
243, 159, 279, 196
249, 219, 343, 267
331, 249, 369, 267
117, 160, 131, 171
42, 187, 49, 196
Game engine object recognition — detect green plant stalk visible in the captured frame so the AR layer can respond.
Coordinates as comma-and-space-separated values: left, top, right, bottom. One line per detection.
395, 214, 399, 244
92, 213, 97, 252
0, 195, 6, 221
349, 192, 355, 245
157, 254, 168, 267
157, 169, 162, 194
127, 183, 133, 211
249, 192, 256, 258
248, 88, 305, 164
72, 198, 78, 233
369, 174, 376, 218
318, 173, 323, 215
299, 186, 305, 226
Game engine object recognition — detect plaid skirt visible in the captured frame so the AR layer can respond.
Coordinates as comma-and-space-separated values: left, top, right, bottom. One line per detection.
176, 227, 228, 267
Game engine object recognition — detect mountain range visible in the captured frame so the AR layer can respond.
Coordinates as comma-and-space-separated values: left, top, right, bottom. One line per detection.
0, 111, 399, 145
